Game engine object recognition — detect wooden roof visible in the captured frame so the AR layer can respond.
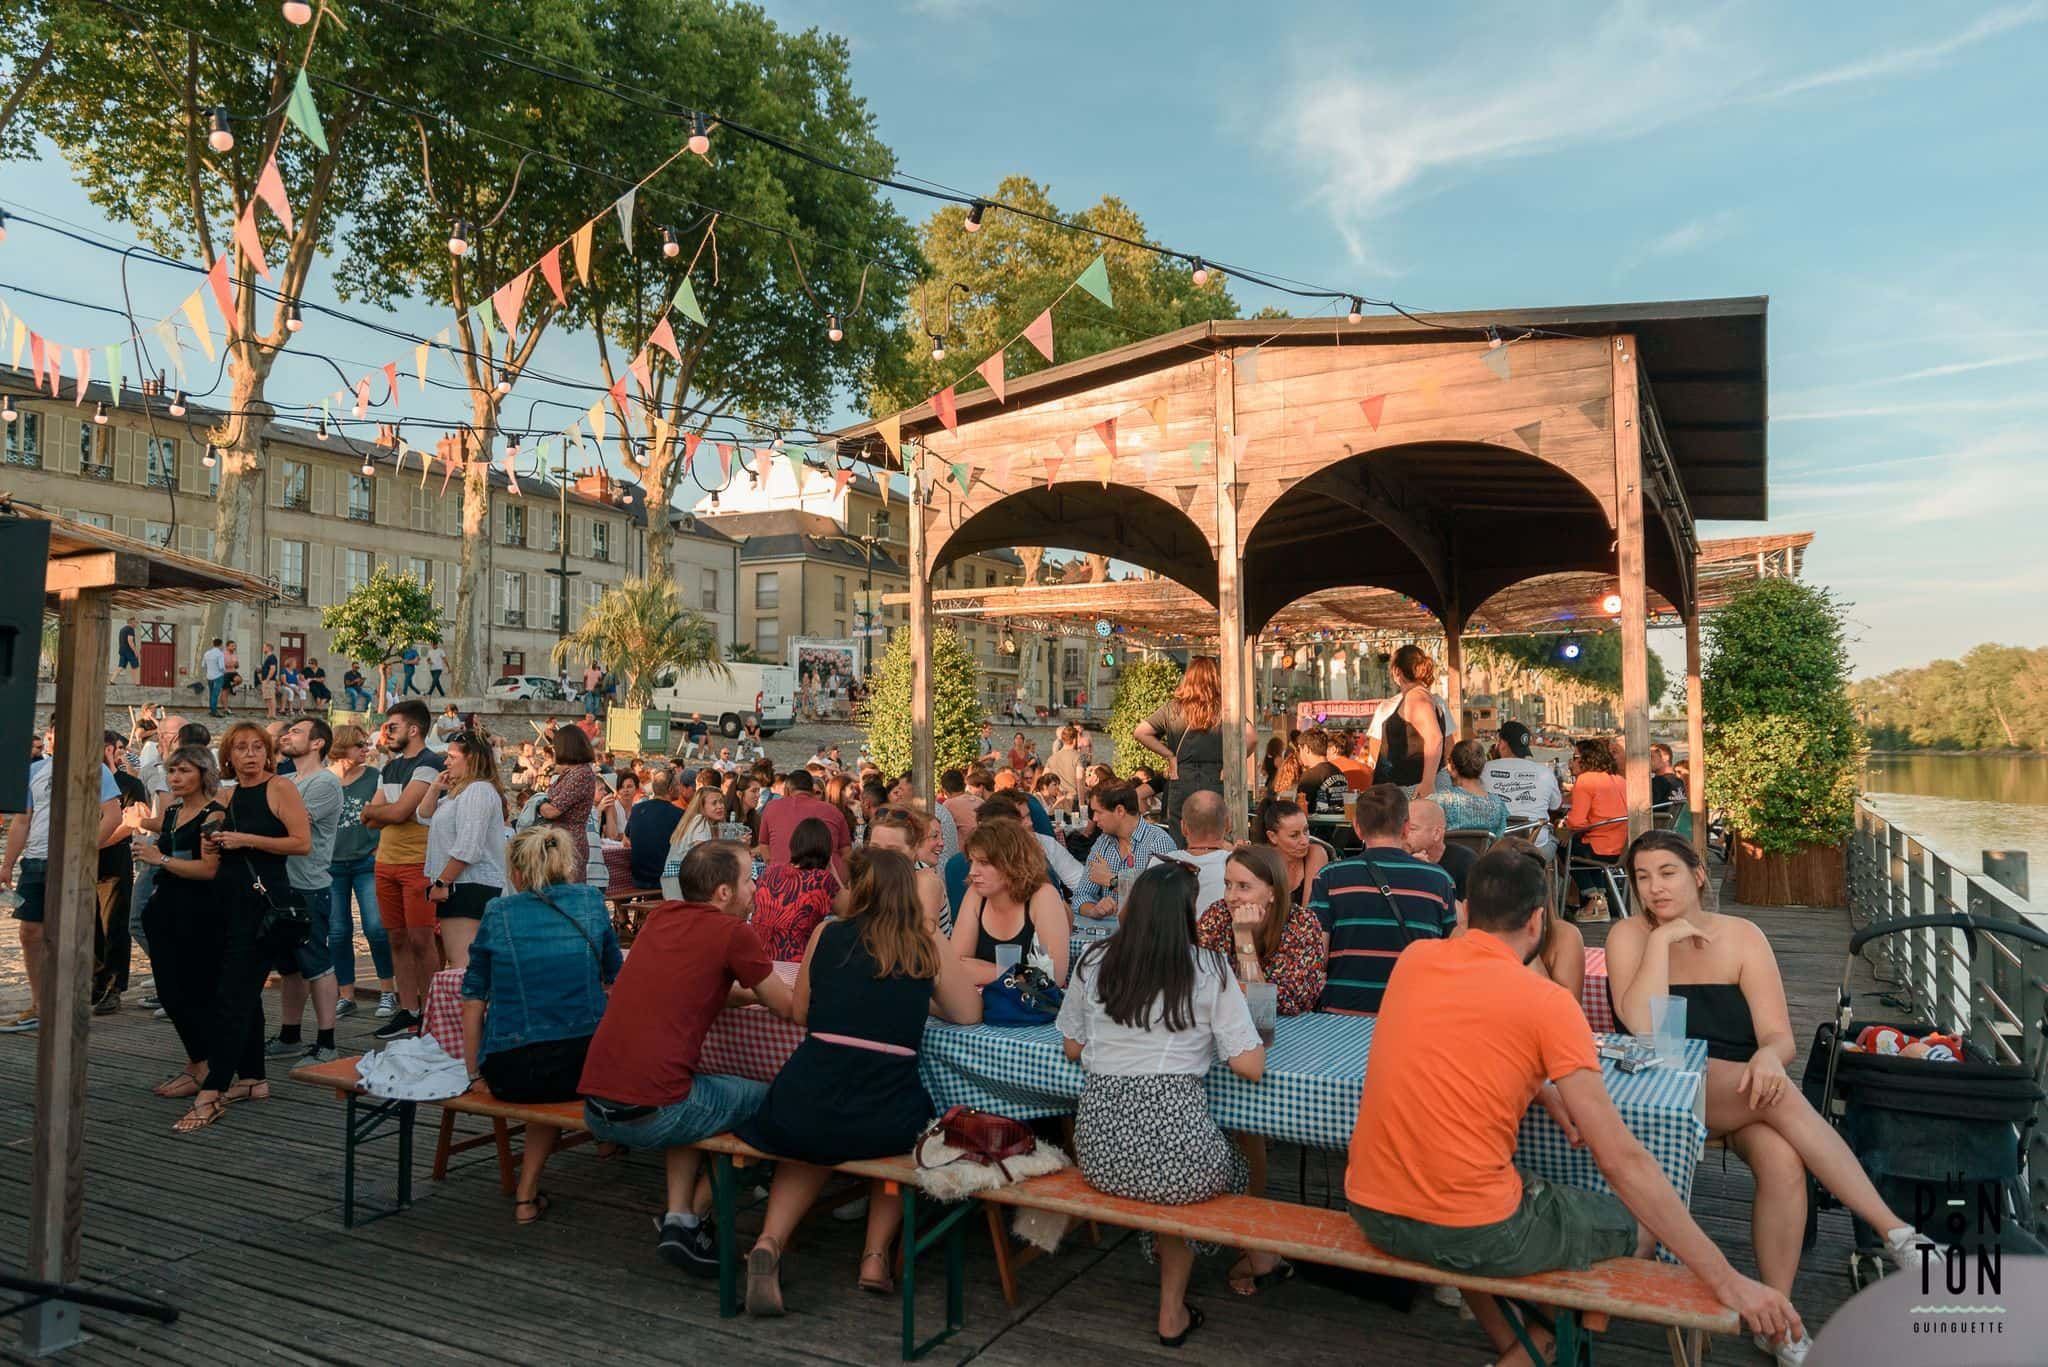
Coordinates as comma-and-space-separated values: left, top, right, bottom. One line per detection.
4, 499, 272, 610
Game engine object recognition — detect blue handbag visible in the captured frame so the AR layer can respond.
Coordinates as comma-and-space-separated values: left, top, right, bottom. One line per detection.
981, 965, 1063, 1027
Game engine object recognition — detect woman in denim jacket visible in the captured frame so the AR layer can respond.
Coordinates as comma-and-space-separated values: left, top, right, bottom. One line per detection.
460, 825, 622, 1224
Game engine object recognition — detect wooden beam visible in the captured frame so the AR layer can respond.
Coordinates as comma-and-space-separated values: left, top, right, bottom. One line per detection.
1684, 594, 1708, 858
42, 550, 149, 595
24, 587, 111, 1354
1215, 354, 1249, 842
1613, 337, 1653, 841
907, 464, 934, 804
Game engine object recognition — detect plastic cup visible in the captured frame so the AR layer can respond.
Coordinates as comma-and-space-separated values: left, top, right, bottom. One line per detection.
1647, 994, 1688, 1067
993, 943, 1022, 976
1243, 981, 1279, 1045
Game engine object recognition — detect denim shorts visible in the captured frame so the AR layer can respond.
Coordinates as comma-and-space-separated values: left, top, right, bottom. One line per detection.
12, 859, 47, 924
583, 1073, 768, 1151
284, 900, 336, 981
1350, 1175, 1637, 1278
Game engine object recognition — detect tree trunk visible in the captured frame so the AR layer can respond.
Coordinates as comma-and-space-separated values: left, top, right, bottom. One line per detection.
198, 350, 278, 650
643, 444, 677, 587
450, 400, 496, 695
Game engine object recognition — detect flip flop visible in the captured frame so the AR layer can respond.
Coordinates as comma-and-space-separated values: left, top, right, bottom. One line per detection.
1160, 1302, 1205, 1348
1228, 1255, 1295, 1296
172, 1097, 227, 1134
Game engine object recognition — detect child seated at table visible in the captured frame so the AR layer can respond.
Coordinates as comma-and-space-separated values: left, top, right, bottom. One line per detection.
1345, 844, 1800, 1367
1056, 862, 1286, 1347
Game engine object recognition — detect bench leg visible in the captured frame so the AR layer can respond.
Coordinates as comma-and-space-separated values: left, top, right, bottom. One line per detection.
986, 1204, 1020, 1307
431, 1107, 456, 1182
898, 1186, 975, 1361
711, 1152, 740, 1319
495, 1119, 516, 1196
1664, 1327, 1708, 1367
341, 1093, 417, 1229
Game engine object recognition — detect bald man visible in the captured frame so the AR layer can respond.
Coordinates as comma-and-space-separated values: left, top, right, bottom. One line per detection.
1405, 797, 1475, 907
1162, 789, 1234, 911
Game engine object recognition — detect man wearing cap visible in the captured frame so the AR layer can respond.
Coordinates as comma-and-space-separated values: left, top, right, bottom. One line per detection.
1481, 722, 1564, 855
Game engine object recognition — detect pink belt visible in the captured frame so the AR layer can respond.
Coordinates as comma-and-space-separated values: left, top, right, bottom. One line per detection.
811, 1031, 917, 1058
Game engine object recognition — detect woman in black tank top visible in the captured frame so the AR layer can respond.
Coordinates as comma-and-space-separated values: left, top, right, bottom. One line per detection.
177, 724, 312, 1134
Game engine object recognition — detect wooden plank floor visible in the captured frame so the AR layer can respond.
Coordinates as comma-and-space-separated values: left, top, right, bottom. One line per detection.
0, 889, 1890, 1365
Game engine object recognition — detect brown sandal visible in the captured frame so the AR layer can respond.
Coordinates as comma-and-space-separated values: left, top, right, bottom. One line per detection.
858, 1249, 894, 1295
746, 1237, 785, 1317
223, 1079, 270, 1104
172, 1097, 227, 1134
154, 1071, 201, 1099
514, 1193, 551, 1225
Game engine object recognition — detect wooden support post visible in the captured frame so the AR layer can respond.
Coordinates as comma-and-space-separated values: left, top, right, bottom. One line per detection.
907, 463, 935, 804
1612, 336, 1652, 841
1243, 632, 1259, 808
1442, 603, 1465, 745
1684, 598, 1708, 858
24, 587, 112, 1355
1215, 354, 1248, 842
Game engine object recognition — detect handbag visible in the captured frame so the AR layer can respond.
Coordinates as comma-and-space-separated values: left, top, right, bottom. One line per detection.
914, 1104, 1037, 1180
221, 795, 312, 954
981, 963, 1063, 1026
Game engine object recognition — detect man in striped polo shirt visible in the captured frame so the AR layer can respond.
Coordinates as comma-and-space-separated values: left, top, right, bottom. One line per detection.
1309, 784, 1459, 1014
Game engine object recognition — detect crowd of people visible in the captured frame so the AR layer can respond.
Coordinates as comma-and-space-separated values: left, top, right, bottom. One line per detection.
3, 646, 1908, 1365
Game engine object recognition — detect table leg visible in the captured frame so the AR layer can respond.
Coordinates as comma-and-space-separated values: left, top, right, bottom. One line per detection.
712, 1153, 739, 1319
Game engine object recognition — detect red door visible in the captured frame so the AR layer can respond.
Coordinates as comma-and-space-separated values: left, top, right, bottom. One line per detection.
279, 632, 307, 672
139, 621, 176, 688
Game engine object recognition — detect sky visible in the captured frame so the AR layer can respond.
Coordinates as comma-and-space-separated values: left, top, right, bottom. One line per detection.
4, 1, 2044, 678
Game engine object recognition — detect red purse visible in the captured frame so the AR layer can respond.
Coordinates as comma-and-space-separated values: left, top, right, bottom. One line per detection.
915, 1105, 1036, 1178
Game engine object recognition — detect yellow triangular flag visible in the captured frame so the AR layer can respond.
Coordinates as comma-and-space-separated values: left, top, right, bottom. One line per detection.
651, 417, 672, 463
572, 220, 595, 286
876, 412, 902, 460
9, 319, 24, 371
179, 292, 217, 363
587, 401, 607, 446
1148, 396, 1169, 433
415, 339, 431, 391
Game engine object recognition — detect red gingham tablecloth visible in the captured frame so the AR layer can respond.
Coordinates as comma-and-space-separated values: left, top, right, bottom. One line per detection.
419, 961, 805, 1083
1581, 947, 1614, 1033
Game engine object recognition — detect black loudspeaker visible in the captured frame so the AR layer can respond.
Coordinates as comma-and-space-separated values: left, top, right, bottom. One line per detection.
0, 517, 51, 811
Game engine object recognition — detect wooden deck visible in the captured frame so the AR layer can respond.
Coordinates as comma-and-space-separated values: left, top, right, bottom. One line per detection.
0, 892, 1881, 1365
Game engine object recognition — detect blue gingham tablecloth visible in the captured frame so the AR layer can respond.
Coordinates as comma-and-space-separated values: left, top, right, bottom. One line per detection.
918, 1015, 1709, 1207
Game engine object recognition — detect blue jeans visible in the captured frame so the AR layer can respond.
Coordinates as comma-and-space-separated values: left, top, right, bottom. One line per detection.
583, 1074, 767, 1150
344, 686, 372, 710
329, 854, 393, 989
401, 664, 419, 695
207, 676, 224, 714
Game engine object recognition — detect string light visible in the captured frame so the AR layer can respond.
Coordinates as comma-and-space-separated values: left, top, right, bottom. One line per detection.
1347, 297, 1363, 325
0, 208, 9, 244
316, 415, 328, 439
687, 112, 711, 157
202, 444, 218, 468
506, 434, 522, 460
1, 397, 15, 423
1487, 326, 1504, 350
494, 375, 511, 397
285, 301, 304, 333
1601, 592, 1623, 614
360, 456, 374, 476
708, 488, 720, 509
964, 201, 986, 233
930, 334, 946, 362
447, 219, 473, 257
168, 389, 188, 418
282, 0, 313, 23
207, 109, 234, 153
661, 225, 679, 258
1560, 639, 1581, 661
1191, 258, 1210, 286
92, 401, 109, 425
827, 313, 843, 343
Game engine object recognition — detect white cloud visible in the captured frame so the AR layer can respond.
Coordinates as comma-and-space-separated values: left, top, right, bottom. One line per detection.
1761, 1, 2047, 99
1771, 395, 2048, 422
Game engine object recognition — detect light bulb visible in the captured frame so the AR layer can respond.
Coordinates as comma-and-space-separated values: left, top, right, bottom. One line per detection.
506, 437, 521, 459
708, 489, 720, 509
1562, 640, 1581, 661
827, 314, 842, 343
494, 378, 511, 397
661, 225, 679, 258
169, 390, 188, 418
285, 302, 304, 333
1, 400, 16, 423
202, 445, 218, 468
688, 112, 711, 157
1487, 327, 1503, 350
1601, 593, 1623, 615
282, 0, 313, 23
772, 432, 785, 452
360, 459, 374, 476
207, 109, 234, 153
964, 201, 985, 232
931, 337, 946, 362
1191, 258, 1209, 286
0, 209, 9, 244
448, 219, 473, 257
316, 416, 328, 439
1347, 297, 1363, 324
93, 401, 109, 425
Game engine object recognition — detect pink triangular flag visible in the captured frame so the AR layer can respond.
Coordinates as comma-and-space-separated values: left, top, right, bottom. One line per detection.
493, 270, 530, 339
648, 315, 681, 363
1359, 394, 1386, 430
1043, 453, 1062, 489
1093, 416, 1118, 459
42, 346, 59, 397
28, 333, 44, 387
1023, 308, 1054, 362
932, 385, 958, 436
72, 348, 91, 403
629, 351, 653, 394
233, 203, 271, 281
206, 254, 235, 325
539, 246, 567, 306
1231, 432, 1252, 463
682, 432, 703, 471
833, 468, 855, 499
608, 375, 629, 406
353, 378, 371, 419
382, 362, 399, 406
976, 350, 1007, 403
717, 444, 733, 482
254, 154, 294, 235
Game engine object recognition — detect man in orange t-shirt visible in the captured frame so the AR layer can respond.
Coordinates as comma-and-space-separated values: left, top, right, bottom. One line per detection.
1344, 842, 1799, 1364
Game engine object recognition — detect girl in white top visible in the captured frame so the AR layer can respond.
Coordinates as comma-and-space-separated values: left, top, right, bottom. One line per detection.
1056, 861, 1283, 1347
660, 786, 727, 901
417, 733, 509, 971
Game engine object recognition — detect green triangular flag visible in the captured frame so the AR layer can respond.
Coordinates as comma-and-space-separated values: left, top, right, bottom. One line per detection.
536, 437, 552, 477
785, 447, 805, 487
1187, 439, 1211, 473
285, 68, 328, 154
1480, 344, 1512, 382
1075, 253, 1113, 309
471, 303, 503, 355
673, 277, 707, 326
104, 344, 124, 400
950, 461, 970, 495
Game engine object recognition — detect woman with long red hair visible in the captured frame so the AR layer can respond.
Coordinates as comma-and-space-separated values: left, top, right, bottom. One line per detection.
1131, 656, 1255, 837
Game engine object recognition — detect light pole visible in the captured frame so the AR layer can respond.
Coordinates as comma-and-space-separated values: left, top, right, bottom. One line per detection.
544, 471, 580, 651
856, 508, 890, 679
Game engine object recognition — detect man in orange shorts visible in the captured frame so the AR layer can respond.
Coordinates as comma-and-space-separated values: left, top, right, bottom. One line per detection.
360, 698, 442, 1039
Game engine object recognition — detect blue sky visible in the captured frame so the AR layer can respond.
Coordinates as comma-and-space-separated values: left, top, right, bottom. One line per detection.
5, 1, 2044, 676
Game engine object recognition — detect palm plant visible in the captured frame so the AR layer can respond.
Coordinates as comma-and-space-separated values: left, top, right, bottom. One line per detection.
551, 578, 728, 708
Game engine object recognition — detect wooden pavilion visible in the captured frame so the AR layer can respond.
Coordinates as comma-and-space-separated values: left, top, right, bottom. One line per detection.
2, 501, 269, 1353
832, 298, 1770, 842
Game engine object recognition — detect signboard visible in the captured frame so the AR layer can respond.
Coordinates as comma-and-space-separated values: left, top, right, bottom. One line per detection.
790, 636, 860, 720
1293, 697, 1393, 732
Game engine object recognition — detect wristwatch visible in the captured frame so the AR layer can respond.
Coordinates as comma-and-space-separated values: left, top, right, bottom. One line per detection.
431, 878, 450, 893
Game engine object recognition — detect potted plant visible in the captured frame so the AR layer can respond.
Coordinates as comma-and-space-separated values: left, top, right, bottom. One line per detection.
1109, 656, 1184, 778
1703, 580, 1862, 907
552, 578, 726, 756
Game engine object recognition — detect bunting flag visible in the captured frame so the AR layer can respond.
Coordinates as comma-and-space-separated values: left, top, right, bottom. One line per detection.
1140, 450, 1158, 481
949, 461, 970, 496
471, 303, 503, 357
1417, 375, 1442, 408
232, 204, 271, 281
1235, 346, 1262, 385
682, 431, 703, 472
152, 319, 183, 379
832, 467, 855, 499
614, 188, 636, 251
254, 154, 295, 235
607, 375, 628, 407
1174, 484, 1198, 511
932, 385, 959, 436
1578, 397, 1608, 429
1022, 307, 1055, 362
1093, 452, 1113, 486
1480, 344, 1512, 382
587, 401, 608, 445
28, 332, 44, 387
571, 221, 595, 285
1359, 393, 1386, 430
1187, 439, 1211, 473
539, 245, 566, 305
492, 270, 530, 339
1043, 452, 1063, 489
1075, 253, 1113, 308
381, 361, 399, 405
564, 418, 584, 454
650, 417, 672, 464
673, 276, 707, 326
1513, 420, 1542, 456
648, 315, 681, 363
628, 350, 653, 394
875, 412, 902, 461
502, 445, 520, 489
415, 338, 432, 390
285, 67, 327, 153
717, 442, 733, 483
976, 350, 1007, 403
1230, 432, 1252, 464
353, 377, 371, 418
1093, 415, 1118, 460
41, 345, 58, 397
534, 437, 551, 478
71, 348, 90, 403
1147, 396, 1169, 433
10, 319, 26, 371
205, 255, 234, 326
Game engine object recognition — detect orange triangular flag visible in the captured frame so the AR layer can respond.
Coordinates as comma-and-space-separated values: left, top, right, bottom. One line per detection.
876, 412, 903, 461
1043, 453, 1062, 489
382, 362, 399, 406
492, 270, 530, 339
1022, 308, 1054, 362
1094, 452, 1112, 486
206, 254, 235, 325
629, 351, 653, 394
932, 386, 958, 435
607, 376, 628, 407
976, 350, 1007, 403
1093, 416, 1117, 459
717, 443, 733, 482
1146, 396, 1168, 433
648, 315, 681, 363
682, 432, 702, 470
72, 348, 90, 403
572, 220, 595, 285
233, 203, 271, 281
353, 378, 371, 419
1358, 394, 1386, 430
254, 155, 294, 235
539, 246, 567, 305
833, 468, 855, 499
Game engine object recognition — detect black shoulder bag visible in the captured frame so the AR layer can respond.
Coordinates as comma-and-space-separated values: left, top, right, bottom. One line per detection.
222, 786, 312, 954
1355, 850, 1421, 947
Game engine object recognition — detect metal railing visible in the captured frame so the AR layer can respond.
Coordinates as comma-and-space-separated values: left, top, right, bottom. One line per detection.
1848, 798, 2044, 1233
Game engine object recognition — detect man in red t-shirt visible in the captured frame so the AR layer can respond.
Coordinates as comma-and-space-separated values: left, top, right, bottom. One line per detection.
756, 770, 850, 875
579, 842, 794, 1275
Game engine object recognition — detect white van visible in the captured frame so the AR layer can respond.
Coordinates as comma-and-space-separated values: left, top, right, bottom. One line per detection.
652, 662, 797, 738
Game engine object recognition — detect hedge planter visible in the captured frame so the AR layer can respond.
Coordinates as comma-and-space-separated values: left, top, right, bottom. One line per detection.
1732, 837, 1847, 909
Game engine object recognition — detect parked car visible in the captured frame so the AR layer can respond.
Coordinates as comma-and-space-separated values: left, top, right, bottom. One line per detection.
488, 674, 566, 701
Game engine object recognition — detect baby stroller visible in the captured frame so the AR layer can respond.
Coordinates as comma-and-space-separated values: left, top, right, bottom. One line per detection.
1799, 912, 2048, 1289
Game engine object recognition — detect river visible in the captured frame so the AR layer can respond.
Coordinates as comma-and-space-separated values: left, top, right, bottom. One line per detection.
1859, 754, 2047, 895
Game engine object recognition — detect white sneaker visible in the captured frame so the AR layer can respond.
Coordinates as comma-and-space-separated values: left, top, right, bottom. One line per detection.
831, 1195, 870, 1223
1753, 1331, 1811, 1365
1885, 1224, 1945, 1270
376, 992, 398, 1018
1431, 1283, 1462, 1308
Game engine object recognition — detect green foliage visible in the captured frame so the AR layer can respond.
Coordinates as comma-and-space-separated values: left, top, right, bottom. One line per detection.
1467, 631, 1666, 703
1702, 580, 1862, 853
859, 629, 981, 778
872, 176, 1240, 413
1108, 657, 1183, 778
1850, 644, 2048, 751
726, 641, 768, 664
552, 578, 727, 708
322, 568, 441, 693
